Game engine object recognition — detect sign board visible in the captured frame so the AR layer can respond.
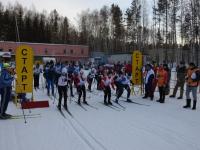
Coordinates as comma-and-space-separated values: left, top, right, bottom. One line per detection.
132, 51, 142, 85
16, 45, 33, 93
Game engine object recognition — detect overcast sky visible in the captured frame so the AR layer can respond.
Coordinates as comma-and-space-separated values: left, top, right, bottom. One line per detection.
1, 0, 153, 24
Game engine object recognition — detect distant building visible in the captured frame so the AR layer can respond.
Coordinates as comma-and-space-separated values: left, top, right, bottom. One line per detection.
0, 41, 89, 63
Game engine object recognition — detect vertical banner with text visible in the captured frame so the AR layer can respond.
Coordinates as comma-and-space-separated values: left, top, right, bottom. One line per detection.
16, 45, 33, 93
132, 51, 142, 85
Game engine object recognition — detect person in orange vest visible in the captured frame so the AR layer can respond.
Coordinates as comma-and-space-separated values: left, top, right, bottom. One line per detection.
156, 64, 168, 103
184, 63, 200, 110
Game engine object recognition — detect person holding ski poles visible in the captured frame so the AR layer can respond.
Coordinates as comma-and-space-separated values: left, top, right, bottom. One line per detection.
114, 70, 132, 103
57, 67, 68, 111
74, 70, 88, 105
100, 70, 115, 105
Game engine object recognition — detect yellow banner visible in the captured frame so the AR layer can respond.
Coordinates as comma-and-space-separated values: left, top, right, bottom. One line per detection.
132, 51, 142, 85
16, 45, 33, 93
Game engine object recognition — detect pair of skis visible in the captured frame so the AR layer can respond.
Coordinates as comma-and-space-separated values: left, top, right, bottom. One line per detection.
57, 105, 73, 119
99, 102, 125, 111
74, 101, 98, 111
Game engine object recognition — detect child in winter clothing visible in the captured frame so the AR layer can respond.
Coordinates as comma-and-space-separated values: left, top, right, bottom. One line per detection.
57, 67, 68, 110
100, 71, 115, 105
115, 71, 131, 103
74, 70, 88, 105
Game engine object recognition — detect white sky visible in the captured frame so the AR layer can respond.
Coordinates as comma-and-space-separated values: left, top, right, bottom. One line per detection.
1, 0, 153, 24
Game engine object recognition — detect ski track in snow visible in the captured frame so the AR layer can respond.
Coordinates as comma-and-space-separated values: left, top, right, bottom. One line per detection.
1, 72, 200, 150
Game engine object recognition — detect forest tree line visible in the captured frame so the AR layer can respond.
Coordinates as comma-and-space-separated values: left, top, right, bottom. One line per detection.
0, 0, 199, 64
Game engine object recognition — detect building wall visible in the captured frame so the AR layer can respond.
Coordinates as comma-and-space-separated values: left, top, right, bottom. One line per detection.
0, 41, 89, 62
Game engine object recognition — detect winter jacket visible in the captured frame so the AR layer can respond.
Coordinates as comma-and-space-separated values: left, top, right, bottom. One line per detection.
119, 75, 130, 86
100, 76, 115, 89
68, 66, 75, 74
58, 75, 68, 86
157, 68, 168, 87
34, 67, 41, 75
45, 65, 55, 80
176, 66, 187, 82
74, 74, 86, 87
125, 64, 132, 74
145, 69, 155, 85
0, 69, 14, 89
186, 67, 200, 87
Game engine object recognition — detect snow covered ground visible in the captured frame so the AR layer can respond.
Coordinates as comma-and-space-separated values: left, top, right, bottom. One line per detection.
1, 73, 200, 150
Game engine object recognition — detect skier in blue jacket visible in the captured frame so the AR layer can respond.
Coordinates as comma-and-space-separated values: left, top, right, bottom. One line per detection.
0, 63, 14, 119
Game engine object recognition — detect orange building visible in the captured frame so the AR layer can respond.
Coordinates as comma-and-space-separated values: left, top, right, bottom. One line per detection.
0, 41, 89, 62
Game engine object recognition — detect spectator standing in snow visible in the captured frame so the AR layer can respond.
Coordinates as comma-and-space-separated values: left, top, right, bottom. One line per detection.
183, 63, 200, 110
143, 64, 155, 100
169, 61, 187, 99
0, 63, 14, 119
156, 65, 168, 103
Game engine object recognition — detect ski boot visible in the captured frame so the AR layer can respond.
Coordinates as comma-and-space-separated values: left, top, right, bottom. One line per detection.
192, 100, 197, 110
177, 96, 183, 100
115, 98, 119, 104
108, 100, 112, 105
57, 105, 61, 111
127, 98, 132, 102
83, 100, 88, 105
183, 99, 191, 108
169, 95, 175, 98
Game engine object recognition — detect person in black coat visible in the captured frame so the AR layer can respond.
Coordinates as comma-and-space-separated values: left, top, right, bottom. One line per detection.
143, 64, 155, 100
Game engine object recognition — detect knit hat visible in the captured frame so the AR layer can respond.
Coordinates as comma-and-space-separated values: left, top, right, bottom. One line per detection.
3, 63, 11, 69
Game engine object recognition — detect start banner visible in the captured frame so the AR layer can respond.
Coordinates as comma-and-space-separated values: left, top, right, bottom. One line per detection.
16, 45, 33, 93
132, 51, 142, 85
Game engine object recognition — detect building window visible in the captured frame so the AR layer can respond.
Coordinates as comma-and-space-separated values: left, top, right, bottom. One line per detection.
9, 49, 12, 52
70, 49, 73, 54
64, 49, 66, 54
81, 49, 84, 54
45, 49, 48, 54
0, 48, 3, 51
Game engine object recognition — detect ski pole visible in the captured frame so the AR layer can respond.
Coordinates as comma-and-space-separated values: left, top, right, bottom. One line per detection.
53, 85, 58, 104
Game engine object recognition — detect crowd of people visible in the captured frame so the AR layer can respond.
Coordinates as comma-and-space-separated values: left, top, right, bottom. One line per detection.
0, 59, 200, 120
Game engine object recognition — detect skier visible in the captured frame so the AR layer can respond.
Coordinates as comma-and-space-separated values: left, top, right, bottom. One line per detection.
100, 70, 115, 105
0, 63, 14, 119
96, 66, 104, 90
33, 63, 42, 90
87, 68, 96, 92
44, 61, 55, 96
156, 65, 168, 103
115, 71, 132, 103
74, 70, 88, 105
183, 63, 200, 110
54, 62, 62, 86
142, 64, 155, 100
57, 67, 68, 110
169, 61, 187, 99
